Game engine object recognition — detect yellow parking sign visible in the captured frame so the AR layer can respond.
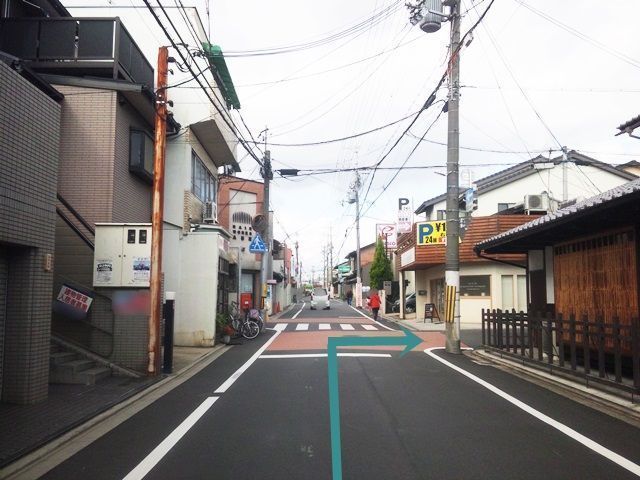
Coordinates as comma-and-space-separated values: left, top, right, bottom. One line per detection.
416, 221, 446, 245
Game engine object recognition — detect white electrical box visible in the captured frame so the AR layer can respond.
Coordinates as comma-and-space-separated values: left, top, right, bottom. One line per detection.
93, 223, 152, 288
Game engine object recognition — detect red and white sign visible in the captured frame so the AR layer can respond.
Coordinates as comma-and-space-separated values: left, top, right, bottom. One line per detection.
376, 224, 397, 249
57, 285, 93, 313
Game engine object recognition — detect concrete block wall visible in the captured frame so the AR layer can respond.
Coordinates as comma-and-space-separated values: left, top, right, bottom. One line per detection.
0, 61, 60, 404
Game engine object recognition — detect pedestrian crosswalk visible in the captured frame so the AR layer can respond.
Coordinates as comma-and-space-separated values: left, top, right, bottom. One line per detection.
270, 322, 382, 332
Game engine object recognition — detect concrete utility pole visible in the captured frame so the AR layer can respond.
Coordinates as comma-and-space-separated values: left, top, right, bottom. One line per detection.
149, 46, 169, 375
349, 172, 363, 308
444, 0, 462, 354
561, 145, 569, 202
260, 150, 273, 313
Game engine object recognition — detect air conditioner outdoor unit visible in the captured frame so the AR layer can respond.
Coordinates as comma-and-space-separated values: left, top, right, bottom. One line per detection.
524, 194, 549, 213
202, 201, 218, 223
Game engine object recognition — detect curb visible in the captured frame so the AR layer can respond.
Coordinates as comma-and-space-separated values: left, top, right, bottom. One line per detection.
1, 343, 229, 480
472, 348, 640, 428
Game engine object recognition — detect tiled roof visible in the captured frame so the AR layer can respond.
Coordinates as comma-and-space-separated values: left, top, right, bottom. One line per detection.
617, 114, 640, 134
414, 152, 636, 214
476, 178, 640, 251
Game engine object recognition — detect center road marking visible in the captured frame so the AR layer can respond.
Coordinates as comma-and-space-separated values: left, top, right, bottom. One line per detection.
292, 302, 306, 320
123, 396, 219, 480
425, 347, 640, 478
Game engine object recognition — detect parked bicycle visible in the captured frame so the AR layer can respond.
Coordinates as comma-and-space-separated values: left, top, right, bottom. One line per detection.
228, 301, 260, 340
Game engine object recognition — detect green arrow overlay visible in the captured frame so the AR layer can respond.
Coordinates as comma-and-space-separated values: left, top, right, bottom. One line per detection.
327, 327, 422, 480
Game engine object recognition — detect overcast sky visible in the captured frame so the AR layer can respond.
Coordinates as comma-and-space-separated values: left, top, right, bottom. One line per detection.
69, 0, 640, 281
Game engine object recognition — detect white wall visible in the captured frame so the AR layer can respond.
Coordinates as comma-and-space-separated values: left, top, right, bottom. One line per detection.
425, 163, 632, 219
413, 262, 527, 325
173, 231, 221, 347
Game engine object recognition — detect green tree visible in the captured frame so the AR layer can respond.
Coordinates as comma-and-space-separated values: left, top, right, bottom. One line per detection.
369, 238, 393, 290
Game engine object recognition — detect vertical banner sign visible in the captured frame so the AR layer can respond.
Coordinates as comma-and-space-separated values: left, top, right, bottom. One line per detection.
397, 198, 412, 234
445, 285, 456, 323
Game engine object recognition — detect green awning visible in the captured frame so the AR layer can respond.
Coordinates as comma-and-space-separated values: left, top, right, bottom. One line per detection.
202, 43, 241, 110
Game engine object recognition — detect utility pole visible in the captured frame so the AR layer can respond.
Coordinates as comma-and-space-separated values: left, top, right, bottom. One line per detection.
348, 172, 363, 308
149, 46, 169, 375
295, 240, 299, 292
561, 145, 569, 202
260, 149, 273, 315
444, 0, 462, 354
407, 0, 462, 353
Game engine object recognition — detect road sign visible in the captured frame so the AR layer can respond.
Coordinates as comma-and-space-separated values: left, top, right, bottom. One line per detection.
249, 233, 267, 253
327, 328, 421, 480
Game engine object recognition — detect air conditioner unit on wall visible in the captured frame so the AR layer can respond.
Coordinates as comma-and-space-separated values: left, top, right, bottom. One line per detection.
202, 201, 218, 223
524, 194, 549, 213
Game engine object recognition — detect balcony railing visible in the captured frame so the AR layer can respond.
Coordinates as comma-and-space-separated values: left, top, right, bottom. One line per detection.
0, 17, 154, 89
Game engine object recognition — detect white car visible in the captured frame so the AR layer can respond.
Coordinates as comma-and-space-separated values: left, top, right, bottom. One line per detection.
310, 287, 330, 310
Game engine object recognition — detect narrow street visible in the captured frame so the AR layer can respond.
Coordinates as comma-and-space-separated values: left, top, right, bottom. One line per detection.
40, 300, 640, 480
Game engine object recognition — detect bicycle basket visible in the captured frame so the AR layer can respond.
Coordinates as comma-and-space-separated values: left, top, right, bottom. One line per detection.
248, 308, 261, 320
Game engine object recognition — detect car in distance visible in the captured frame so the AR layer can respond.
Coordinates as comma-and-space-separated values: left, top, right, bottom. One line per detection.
310, 287, 330, 310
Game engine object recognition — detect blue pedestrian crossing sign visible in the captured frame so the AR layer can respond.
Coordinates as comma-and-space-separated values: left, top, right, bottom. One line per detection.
249, 233, 267, 253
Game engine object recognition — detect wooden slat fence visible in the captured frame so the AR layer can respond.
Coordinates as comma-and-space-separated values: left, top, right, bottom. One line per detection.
482, 309, 640, 396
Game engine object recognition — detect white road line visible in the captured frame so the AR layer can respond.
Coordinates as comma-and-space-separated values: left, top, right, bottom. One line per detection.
348, 305, 395, 331
259, 353, 392, 359
362, 325, 378, 331
292, 302, 306, 320
319, 323, 331, 330
424, 347, 640, 478
123, 396, 218, 480
295, 323, 309, 331
214, 329, 284, 394
340, 324, 355, 331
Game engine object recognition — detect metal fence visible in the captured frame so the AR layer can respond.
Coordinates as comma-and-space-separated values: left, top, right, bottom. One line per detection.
0, 18, 154, 89
482, 309, 640, 396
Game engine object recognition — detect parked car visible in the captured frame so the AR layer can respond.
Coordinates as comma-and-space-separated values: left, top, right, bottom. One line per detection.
392, 292, 416, 313
310, 287, 330, 310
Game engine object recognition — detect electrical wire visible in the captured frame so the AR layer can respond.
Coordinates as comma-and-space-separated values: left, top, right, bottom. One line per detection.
221, 1, 403, 57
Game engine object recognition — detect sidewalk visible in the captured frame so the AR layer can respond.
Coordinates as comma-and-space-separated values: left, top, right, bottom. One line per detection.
0, 343, 225, 469
1, 303, 298, 472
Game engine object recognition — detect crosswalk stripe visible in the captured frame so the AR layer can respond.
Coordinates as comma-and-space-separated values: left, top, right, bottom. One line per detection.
340, 324, 355, 331
362, 325, 378, 331
295, 323, 309, 331
319, 323, 331, 330
274, 323, 288, 331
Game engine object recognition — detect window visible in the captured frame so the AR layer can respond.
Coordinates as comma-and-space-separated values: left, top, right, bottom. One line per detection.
498, 203, 515, 212
129, 129, 154, 183
501, 275, 514, 310
436, 209, 446, 220
191, 151, 217, 202
460, 275, 491, 296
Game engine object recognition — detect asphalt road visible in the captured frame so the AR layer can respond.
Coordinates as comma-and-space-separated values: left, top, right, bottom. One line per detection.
41, 299, 640, 479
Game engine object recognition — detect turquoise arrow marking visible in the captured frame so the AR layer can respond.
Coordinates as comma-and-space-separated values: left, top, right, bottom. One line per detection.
327, 327, 422, 480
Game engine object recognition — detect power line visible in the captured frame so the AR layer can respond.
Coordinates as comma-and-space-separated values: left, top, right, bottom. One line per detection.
142, 0, 263, 167
221, 2, 403, 57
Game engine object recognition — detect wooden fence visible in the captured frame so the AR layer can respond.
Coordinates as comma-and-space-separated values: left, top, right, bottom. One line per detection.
482, 309, 640, 396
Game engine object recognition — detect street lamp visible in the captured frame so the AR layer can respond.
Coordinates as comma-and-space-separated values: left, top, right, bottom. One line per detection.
408, 0, 462, 354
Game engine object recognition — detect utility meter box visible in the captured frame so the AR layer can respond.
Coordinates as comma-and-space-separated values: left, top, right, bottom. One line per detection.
93, 223, 152, 288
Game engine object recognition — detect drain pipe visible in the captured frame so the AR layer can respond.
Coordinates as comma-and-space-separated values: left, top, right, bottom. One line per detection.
473, 248, 526, 269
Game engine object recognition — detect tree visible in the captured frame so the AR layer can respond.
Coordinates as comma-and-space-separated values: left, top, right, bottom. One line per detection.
369, 238, 393, 290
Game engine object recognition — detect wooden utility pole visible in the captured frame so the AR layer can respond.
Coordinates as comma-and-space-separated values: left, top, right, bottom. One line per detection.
148, 46, 169, 375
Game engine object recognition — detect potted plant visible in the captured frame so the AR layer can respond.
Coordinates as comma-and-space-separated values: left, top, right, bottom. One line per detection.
216, 313, 234, 344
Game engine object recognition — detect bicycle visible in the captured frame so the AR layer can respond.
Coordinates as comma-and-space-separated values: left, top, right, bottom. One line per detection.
228, 301, 260, 340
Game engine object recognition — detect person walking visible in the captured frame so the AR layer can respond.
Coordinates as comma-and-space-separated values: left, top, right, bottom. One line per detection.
369, 290, 381, 321
345, 289, 353, 306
